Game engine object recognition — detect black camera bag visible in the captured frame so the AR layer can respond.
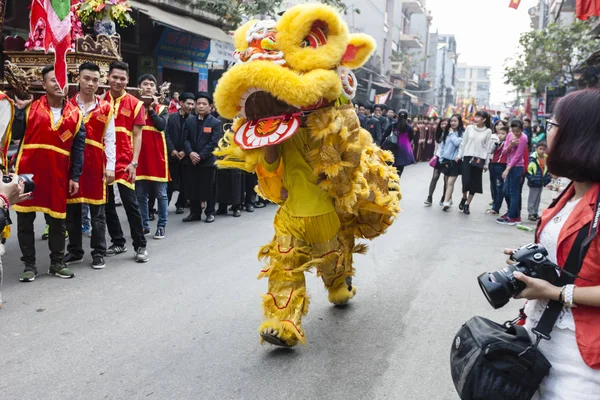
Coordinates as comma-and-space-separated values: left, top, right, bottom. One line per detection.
450, 184, 600, 400
450, 316, 550, 400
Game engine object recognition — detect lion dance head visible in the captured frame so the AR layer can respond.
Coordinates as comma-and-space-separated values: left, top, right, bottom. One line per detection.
214, 3, 376, 150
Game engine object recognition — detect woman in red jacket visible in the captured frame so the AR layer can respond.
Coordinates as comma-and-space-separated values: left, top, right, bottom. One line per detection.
508, 89, 600, 399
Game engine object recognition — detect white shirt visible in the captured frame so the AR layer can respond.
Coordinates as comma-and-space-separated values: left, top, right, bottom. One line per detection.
50, 107, 62, 125
524, 198, 581, 331
525, 197, 600, 399
458, 125, 492, 167
76, 94, 116, 171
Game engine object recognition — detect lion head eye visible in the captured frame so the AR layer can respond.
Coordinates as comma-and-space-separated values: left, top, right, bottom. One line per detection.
300, 23, 328, 49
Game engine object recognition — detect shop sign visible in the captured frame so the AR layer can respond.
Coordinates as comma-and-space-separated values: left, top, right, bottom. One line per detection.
208, 40, 236, 64
154, 28, 211, 62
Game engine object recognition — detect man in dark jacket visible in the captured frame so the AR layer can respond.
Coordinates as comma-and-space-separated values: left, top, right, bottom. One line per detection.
165, 92, 195, 214
373, 104, 390, 133
182, 92, 222, 223
365, 105, 382, 144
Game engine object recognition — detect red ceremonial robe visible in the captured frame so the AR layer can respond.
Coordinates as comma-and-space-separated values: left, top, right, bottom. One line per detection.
137, 104, 169, 182
13, 96, 82, 219
67, 96, 113, 205
106, 91, 144, 189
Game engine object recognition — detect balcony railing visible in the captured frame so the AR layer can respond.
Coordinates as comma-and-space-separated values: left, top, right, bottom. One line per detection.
399, 34, 423, 49
402, 0, 426, 15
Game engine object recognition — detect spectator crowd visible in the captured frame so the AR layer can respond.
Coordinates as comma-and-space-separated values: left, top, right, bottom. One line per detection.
354, 102, 553, 225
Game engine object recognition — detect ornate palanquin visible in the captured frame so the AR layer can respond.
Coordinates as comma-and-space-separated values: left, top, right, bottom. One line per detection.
1, 33, 122, 98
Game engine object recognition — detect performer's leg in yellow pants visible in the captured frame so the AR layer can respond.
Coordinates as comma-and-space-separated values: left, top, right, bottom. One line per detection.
258, 209, 356, 347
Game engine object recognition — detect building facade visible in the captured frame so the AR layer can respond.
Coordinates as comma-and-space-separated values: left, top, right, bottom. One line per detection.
432, 34, 457, 112
455, 64, 491, 107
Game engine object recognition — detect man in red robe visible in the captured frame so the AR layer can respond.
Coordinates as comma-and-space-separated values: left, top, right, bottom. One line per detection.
12, 65, 86, 282
135, 74, 168, 239
64, 62, 116, 270
103, 61, 148, 263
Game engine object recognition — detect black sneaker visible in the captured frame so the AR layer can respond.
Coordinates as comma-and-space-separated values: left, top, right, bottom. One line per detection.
63, 253, 83, 265
48, 263, 75, 279
106, 244, 127, 257
463, 204, 470, 215
154, 227, 165, 240
134, 247, 149, 263
424, 197, 433, 207
143, 228, 151, 236
245, 203, 254, 212
149, 211, 156, 221
92, 256, 105, 269
19, 265, 38, 282
459, 198, 467, 211
233, 209, 241, 217
205, 215, 215, 223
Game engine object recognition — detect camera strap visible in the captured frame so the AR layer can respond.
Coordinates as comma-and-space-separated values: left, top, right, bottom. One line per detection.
532, 185, 600, 340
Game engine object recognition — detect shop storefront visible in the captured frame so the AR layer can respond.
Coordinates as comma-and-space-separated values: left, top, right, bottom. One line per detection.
154, 28, 210, 93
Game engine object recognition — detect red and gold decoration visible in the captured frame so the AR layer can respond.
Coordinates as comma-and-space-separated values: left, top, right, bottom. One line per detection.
234, 115, 300, 150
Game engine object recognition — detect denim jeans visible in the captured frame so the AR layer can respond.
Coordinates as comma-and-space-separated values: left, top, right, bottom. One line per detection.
504, 166, 524, 219
136, 181, 168, 229
490, 163, 508, 213
82, 203, 91, 229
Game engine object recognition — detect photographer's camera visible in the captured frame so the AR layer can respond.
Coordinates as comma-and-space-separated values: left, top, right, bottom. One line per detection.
477, 243, 560, 309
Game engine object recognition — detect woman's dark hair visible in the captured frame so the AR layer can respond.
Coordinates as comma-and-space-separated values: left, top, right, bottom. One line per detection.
493, 119, 506, 133
510, 119, 523, 130
435, 118, 447, 143
443, 114, 464, 143
475, 110, 491, 129
548, 89, 600, 182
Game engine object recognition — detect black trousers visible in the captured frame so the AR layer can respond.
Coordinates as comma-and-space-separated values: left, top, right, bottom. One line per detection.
217, 169, 244, 208
66, 203, 107, 257
244, 172, 258, 204
105, 183, 146, 250
186, 166, 216, 216
168, 161, 186, 208
17, 212, 65, 265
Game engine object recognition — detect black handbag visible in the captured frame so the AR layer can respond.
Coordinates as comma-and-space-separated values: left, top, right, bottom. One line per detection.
470, 156, 485, 169
450, 184, 600, 400
382, 129, 398, 150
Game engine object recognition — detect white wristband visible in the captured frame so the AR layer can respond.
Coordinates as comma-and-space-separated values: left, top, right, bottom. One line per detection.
564, 284, 576, 307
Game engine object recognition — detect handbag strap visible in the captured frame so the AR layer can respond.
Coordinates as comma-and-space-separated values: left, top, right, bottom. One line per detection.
532, 186, 600, 340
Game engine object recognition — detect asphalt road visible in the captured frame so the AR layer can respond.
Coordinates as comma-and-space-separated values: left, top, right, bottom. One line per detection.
0, 163, 543, 400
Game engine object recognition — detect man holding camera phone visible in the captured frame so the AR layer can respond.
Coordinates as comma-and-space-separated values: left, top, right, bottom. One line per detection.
12, 65, 86, 282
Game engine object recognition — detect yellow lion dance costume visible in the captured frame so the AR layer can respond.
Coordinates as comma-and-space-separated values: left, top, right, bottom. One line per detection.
214, 3, 401, 347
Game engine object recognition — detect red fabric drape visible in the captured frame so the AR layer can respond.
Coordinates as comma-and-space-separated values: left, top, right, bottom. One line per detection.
576, 0, 600, 20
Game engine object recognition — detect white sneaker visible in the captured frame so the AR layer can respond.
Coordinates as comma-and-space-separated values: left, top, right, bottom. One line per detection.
442, 201, 451, 211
